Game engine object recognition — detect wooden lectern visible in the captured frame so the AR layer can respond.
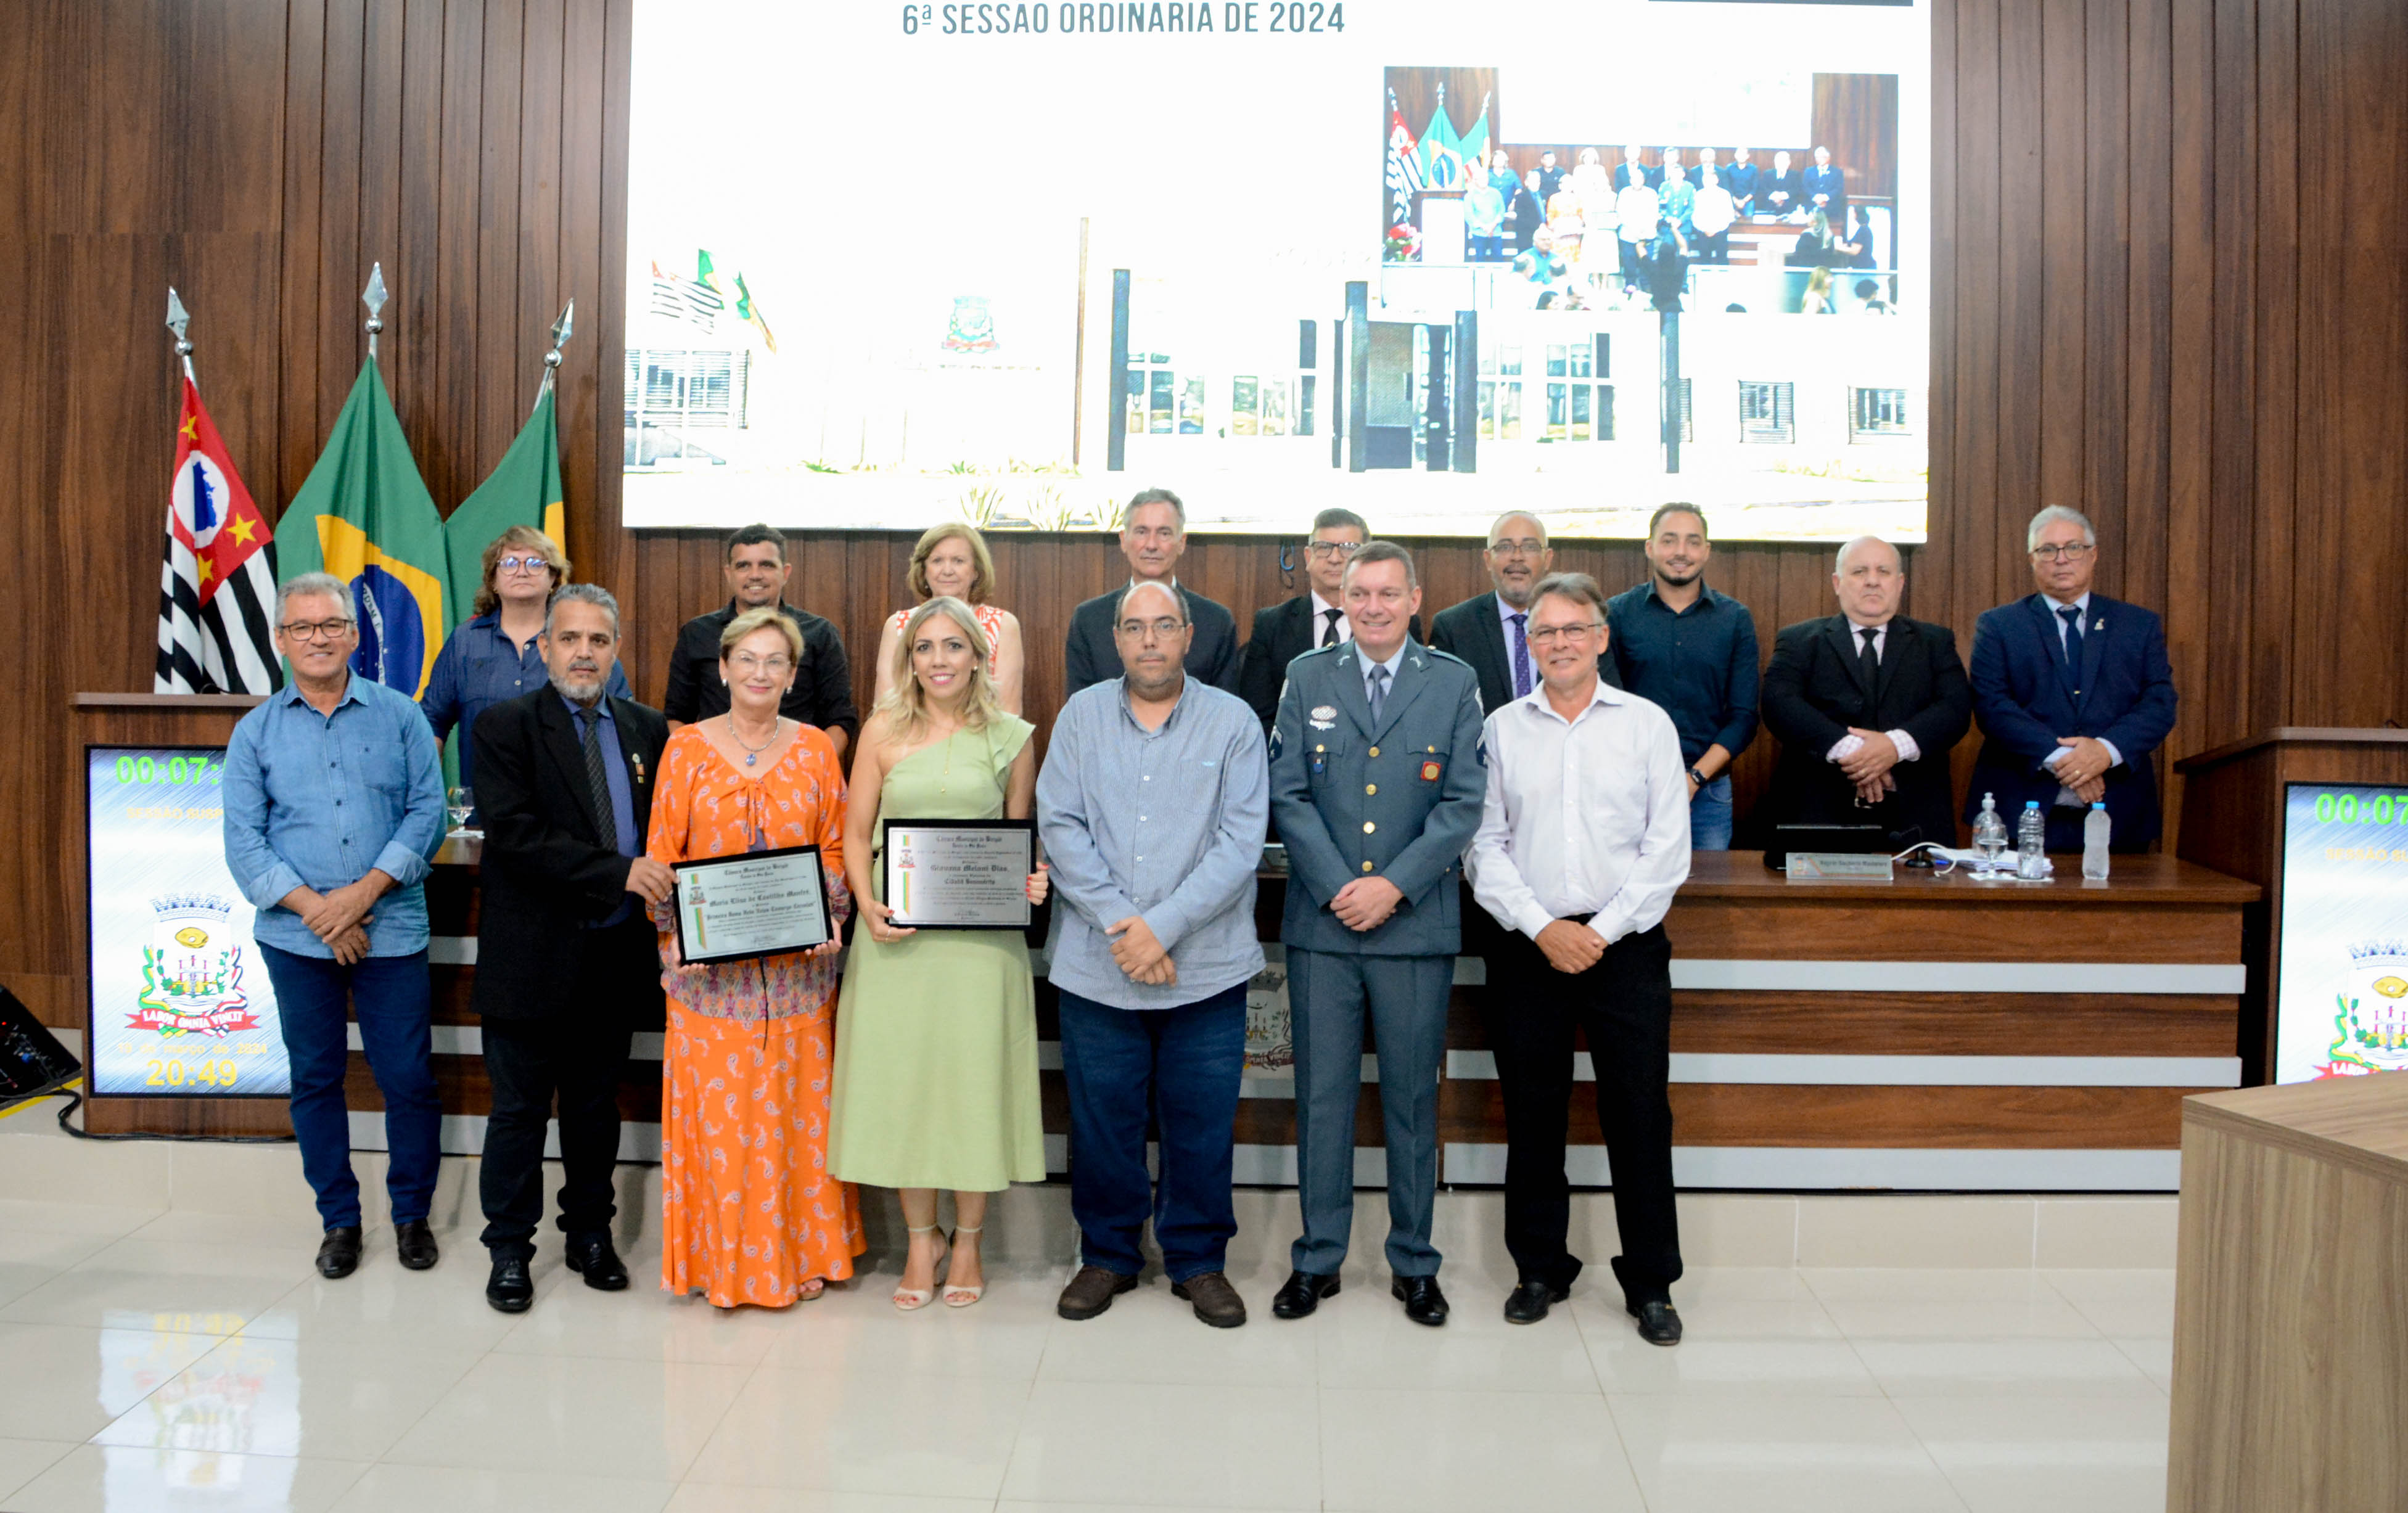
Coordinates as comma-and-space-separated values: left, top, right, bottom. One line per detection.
2174, 728, 2408, 1081
72, 692, 285, 1137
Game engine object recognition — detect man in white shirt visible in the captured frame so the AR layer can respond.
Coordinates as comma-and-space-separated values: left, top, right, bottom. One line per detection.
1467, 572, 1691, 1343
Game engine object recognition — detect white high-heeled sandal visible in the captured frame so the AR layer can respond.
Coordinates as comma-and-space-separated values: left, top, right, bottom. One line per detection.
942, 1224, 985, 1308
893, 1223, 947, 1312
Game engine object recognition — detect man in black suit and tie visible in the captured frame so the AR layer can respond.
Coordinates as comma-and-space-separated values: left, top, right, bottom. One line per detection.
1763, 150, 1802, 219
1238, 507, 1423, 734
1064, 487, 1241, 699
1803, 145, 1846, 222
1429, 510, 1551, 717
1724, 147, 1762, 217
1760, 536, 1972, 848
468, 584, 672, 1313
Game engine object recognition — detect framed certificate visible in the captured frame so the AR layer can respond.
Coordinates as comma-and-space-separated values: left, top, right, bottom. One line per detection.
882, 819, 1035, 930
672, 845, 836, 966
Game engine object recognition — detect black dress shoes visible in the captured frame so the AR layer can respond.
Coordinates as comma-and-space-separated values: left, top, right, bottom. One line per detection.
1631, 1299, 1683, 1346
394, 1220, 440, 1271
1392, 1274, 1449, 1327
1503, 1278, 1571, 1325
486, 1255, 534, 1313
565, 1236, 630, 1291
1271, 1270, 1341, 1319
314, 1226, 363, 1279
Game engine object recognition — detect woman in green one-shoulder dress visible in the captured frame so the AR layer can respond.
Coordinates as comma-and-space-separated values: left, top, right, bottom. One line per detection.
831, 597, 1048, 1311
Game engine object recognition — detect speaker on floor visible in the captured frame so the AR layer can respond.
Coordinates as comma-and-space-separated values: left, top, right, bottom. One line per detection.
0, 986, 80, 1112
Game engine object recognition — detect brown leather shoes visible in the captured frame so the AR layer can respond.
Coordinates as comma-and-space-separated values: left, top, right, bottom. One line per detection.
1056, 1264, 1138, 1321
1170, 1270, 1247, 1329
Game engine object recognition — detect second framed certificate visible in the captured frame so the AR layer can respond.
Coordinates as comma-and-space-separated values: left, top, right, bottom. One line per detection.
883, 818, 1034, 930
672, 845, 836, 966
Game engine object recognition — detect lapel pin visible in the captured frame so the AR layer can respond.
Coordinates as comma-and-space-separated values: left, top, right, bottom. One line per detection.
2095, 618, 2105, 631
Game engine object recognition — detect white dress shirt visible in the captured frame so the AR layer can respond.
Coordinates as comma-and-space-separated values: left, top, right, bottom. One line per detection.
1468, 678, 1691, 946
1823, 617, 1921, 781
2035, 591, 2122, 804
1309, 589, 1352, 647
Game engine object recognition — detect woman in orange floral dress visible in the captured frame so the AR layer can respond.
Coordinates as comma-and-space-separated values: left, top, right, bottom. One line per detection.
645, 605, 865, 1306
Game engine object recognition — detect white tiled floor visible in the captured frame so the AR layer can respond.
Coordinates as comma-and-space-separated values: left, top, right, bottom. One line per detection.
0, 1192, 2176, 1513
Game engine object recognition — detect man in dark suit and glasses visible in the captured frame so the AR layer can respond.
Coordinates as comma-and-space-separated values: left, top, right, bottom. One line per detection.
1965, 506, 2178, 851
1760, 536, 1973, 848
1429, 510, 1552, 718
1064, 487, 1241, 700
1238, 507, 1423, 735
469, 583, 672, 1313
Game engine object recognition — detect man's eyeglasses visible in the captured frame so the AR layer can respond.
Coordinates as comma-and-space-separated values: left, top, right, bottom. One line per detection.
1303, 541, 1362, 560
2030, 543, 2094, 563
1489, 538, 1547, 558
278, 619, 353, 642
1117, 617, 1188, 641
495, 554, 551, 575
1526, 621, 1603, 649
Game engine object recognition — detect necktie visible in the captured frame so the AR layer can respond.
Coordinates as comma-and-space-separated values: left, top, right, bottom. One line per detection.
2058, 605, 2084, 671
1510, 613, 1532, 699
1857, 626, 1880, 678
579, 709, 618, 851
1321, 607, 1343, 648
1368, 664, 1390, 725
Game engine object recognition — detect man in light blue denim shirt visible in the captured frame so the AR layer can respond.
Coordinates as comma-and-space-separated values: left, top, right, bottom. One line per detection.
1038, 580, 1267, 1329
222, 573, 447, 1282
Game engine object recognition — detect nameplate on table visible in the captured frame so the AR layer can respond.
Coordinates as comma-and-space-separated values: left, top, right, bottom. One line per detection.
672, 845, 834, 964
1786, 852, 1896, 882
882, 819, 1033, 929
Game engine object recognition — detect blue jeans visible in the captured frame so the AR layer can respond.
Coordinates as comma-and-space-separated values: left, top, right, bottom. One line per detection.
258, 943, 441, 1230
1690, 774, 1733, 851
1056, 982, 1247, 1281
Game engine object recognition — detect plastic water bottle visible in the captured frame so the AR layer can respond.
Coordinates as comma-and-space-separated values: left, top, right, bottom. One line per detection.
1971, 793, 2009, 874
2016, 801, 2048, 879
2083, 803, 2112, 879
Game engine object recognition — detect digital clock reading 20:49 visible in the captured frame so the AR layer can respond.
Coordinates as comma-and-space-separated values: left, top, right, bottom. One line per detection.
2312, 790, 2408, 826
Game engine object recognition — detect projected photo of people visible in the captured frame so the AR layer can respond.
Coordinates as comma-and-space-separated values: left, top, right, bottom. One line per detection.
623, 0, 1928, 541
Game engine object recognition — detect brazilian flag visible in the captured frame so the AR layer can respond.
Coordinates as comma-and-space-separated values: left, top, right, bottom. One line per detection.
273, 357, 451, 698
442, 382, 565, 625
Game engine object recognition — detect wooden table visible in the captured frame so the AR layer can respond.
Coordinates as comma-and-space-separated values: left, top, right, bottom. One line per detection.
372, 847, 2255, 1192
2169, 1072, 2408, 1510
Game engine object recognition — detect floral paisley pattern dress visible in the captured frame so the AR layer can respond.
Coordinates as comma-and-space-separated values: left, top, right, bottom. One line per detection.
645, 723, 864, 1307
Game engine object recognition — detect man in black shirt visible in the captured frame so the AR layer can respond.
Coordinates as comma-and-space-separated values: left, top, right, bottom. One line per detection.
660, 523, 858, 757
1605, 504, 1759, 850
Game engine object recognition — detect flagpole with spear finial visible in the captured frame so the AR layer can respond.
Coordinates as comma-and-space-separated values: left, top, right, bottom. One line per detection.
535, 297, 573, 414
166, 287, 194, 383
363, 262, 388, 359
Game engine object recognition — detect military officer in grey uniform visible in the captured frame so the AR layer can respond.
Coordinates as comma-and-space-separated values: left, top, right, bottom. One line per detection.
1265, 541, 1488, 1327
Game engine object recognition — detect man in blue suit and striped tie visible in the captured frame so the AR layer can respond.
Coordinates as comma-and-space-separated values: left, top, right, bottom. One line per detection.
1965, 506, 2179, 851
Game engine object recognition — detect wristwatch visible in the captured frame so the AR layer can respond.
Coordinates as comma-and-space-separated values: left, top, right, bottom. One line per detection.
1688, 768, 1709, 787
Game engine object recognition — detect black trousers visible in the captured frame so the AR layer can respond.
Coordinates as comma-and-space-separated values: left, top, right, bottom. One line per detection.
1486, 919, 1682, 1306
477, 927, 646, 1259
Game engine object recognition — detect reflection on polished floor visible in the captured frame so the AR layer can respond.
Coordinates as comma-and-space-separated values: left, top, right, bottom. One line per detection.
0, 1141, 2174, 1512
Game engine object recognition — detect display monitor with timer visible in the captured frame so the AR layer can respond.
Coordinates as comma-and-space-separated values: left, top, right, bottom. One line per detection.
2273, 782, 2408, 1084
83, 745, 289, 1097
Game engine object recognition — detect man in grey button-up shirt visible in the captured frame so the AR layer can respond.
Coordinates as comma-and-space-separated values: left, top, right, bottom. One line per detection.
1037, 581, 1267, 1329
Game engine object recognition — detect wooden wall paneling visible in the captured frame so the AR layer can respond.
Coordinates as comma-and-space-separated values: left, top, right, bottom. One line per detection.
313, 0, 366, 447
2164, 0, 2218, 789
557, 0, 610, 591
432, 0, 487, 517
2250, 0, 2298, 740
392, 0, 445, 494
1811, 73, 1902, 202
1944, 0, 1999, 649
277, 0, 326, 499
475, 0, 525, 482
2040, 0, 2091, 553
1995, 0, 2047, 618
589, 0, 636, 601
515, 0, 567, 546
2206, 0, 2258, 744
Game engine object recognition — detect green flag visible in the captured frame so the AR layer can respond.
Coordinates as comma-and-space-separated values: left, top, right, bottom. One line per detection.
273, 357, 451, 698
443, 383, 566, 629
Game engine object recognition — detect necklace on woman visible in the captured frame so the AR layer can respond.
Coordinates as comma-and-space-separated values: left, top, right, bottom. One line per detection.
730, 714, 782, 767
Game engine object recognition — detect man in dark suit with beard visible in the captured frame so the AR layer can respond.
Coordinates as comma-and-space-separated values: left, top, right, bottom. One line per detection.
1760, 536, 1972, 848
469, 583, 672, 1314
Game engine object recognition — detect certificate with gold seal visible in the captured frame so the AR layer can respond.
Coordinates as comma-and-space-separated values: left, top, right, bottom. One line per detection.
882, 819, 1034, 929
672, 845, 835, 965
